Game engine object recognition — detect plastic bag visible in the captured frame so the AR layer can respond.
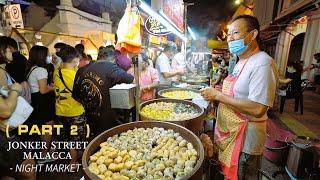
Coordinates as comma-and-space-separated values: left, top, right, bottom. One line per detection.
116, 5, 142, 54
0, 96, 33, 132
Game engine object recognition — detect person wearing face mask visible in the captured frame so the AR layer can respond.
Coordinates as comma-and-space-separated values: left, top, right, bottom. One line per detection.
201, 15, 278, 180
155, 41, 185, 86
54, 46, 86, 168
45, 54, 55, 85
0, 37, 15, 87
53, 42, 67, 69
2, 36, 28, 84
25, 45, 55, 162
128, 53, 159, 102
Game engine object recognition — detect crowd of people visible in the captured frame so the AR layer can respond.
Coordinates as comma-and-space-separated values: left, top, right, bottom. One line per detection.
0, 37, 135, 179
0, 34, 205, 179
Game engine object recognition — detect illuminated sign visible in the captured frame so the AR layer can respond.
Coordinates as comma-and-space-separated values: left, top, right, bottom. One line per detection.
144, 16, 171, 36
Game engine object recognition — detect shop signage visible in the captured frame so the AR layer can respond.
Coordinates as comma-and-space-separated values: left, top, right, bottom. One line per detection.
145, 16, 171, 36
5, 4, 24, 28
162, 0, 184, 32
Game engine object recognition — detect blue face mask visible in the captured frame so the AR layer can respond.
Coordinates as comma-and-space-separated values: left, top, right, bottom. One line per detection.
228, 31, 254, 56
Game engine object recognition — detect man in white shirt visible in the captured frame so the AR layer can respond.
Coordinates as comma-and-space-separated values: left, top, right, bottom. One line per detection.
155, 42, 185, 85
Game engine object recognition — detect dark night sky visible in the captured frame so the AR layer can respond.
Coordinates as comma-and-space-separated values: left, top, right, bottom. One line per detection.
187, 0, 237, 39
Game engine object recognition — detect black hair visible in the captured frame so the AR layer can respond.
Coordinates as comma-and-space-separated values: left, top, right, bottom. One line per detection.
57, 45, 79, 63
106, 45, 115, 51
87, 55, 93, 61
97, 47, 116, 62
140, 53, 150, 65
99, 46, 105, 51
75, 44, 87, 59
0, 36, 11, 64
75, 44, 85, 53
314, 53, 320, 61
163, 41, 177, 53
54, 42, 67, 49
26, 45, 48, 73
7, 37, 18, 50
232, 15, 260, 43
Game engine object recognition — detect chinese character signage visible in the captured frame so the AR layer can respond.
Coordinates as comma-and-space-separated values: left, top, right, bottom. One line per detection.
145, 16, 171, 36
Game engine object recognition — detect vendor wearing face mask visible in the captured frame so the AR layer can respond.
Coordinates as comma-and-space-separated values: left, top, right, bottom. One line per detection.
201, 15, 278, 180
155, 41, 186, 86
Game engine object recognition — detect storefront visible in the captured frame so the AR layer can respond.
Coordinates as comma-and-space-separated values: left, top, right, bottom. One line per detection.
3, 0, 115, 59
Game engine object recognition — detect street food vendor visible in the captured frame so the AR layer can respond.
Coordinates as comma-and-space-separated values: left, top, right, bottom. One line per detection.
201, 15, 278, 179
128, 53, 159, 102
155, 41, 185, 86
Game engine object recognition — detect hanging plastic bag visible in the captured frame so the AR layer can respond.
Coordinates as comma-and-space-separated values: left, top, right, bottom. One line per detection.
116, 3, 142, 54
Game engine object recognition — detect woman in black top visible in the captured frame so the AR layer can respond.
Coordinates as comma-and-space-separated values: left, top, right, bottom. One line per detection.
286, 61, 303, 96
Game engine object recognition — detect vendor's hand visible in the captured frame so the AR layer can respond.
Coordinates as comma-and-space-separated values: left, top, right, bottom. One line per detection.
177, 69, 186, 76
200, 134, 214, 158
140, 86, 150, 92
200, 87, 222, 102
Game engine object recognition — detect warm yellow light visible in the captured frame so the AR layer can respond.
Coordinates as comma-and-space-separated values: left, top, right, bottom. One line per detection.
235, 0, 241, 5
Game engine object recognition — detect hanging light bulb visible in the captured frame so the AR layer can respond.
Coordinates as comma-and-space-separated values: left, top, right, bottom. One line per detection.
235, 0, 241, 5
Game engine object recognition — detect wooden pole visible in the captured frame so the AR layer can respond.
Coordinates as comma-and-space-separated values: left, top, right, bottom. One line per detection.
133, 55, 140, 121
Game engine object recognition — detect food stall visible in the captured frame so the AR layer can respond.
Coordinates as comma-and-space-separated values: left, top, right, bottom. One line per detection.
82, 1, 210, 179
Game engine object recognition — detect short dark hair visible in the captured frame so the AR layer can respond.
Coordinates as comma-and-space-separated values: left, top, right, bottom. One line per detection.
106, 45, 115, 51
314, 53, 320, 60
87, 54, 93, 61
232, 15, 260, 42
57, 45, 79, 63
163, 41, 177, 53
99, 46, 104, 51
27, 45, 48, 72
54, 42, 67, 49
75, 44, 85, 54
0, 36, 11, 64
140, 53, 149, 64
97, 47, 115, 62
75, 44, 87, 59
7, 37, 18, 50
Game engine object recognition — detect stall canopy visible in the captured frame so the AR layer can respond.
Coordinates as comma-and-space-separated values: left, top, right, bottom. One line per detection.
10, 28, 102, 60
207, 39, 228, 50
232, 4, 253, 19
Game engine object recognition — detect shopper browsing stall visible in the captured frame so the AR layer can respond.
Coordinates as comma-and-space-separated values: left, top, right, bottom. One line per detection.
0, 83, 36, 180
201, 15, 278, 179
4, 37, 27, 84
75, 44, 90, 68
52, 42, 67, 69
73, 47, 134, 136
54, 46, 86, 168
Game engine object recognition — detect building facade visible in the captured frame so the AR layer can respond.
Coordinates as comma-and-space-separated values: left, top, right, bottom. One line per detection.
247, 0, 320, 80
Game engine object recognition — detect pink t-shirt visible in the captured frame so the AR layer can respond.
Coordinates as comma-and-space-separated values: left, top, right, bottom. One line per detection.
128, 67, 159, 101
